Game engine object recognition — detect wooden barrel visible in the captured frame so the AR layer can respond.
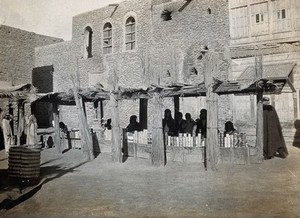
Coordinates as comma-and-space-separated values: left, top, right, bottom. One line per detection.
8, 145, 41, 179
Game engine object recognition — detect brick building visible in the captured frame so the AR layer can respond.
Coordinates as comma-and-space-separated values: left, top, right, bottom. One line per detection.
228, 0, 300, 143
35, 0, 231, 131
0, 25, 63, 134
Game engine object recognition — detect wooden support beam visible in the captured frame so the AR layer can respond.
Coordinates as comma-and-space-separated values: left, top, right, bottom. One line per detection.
53, 103, 61, 154
206, 91, 218, 170
16, 101, 24, 146
204, 52, 219, 171
100, 100, 104, 120
151, 92, 165, 166
73, 58, 94, 161
139, 98, 148, 130
255, 55, 264, 162
174, 96, 180, 121
178, 0, 193, 12
293, 93, 297, 120
110, 93, 122, 163
250, 94, 255, 123
74, 87, 94, 161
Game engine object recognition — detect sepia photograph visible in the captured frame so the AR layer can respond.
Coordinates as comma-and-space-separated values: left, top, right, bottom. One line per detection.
0, 0, 300, 217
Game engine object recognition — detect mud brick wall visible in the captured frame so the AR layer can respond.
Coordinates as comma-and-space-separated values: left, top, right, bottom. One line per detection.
34, 0, 232, 131
0, 25, 62, 86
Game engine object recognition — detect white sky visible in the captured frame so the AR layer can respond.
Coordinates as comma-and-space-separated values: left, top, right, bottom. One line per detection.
0, 0, 121, 40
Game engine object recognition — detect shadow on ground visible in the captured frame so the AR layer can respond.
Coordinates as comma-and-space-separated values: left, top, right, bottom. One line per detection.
0, 161, 87, 210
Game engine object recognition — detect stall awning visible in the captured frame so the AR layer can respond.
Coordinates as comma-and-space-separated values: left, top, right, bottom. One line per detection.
0, 82, 33, 99
237, 62, 296, 93
0, 82, 32, 93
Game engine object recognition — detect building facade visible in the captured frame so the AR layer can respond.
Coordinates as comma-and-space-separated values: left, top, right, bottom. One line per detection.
228, 0, 300, 141
0, 25, 63, 131
35, 0, 231, 131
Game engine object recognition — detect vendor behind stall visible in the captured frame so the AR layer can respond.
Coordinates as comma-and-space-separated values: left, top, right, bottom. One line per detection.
182, 113, 196, 136
162, 109, 176, 136
126, 115, 142, 133
224, 121, 238, 136
196, 109, 207, 139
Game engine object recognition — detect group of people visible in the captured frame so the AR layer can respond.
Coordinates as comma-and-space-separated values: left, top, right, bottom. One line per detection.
104, 97, 289, 160
124, 109, 207, 137
162, 109, 207, 138
103, 116, 143, 133
0, 112, 38, 154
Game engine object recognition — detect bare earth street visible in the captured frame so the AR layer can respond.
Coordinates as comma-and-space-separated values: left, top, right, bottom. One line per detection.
1, 145, 300, 218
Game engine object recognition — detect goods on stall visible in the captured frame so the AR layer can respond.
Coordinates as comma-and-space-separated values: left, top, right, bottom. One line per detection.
126, 130, 152, 145
166, 133, 204, 148
219, 132, 247, 148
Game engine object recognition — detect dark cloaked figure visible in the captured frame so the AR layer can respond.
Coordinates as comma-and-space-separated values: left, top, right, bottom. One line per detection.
104, 119, 112, 130
175, 112, 185, 134
183, 113, 196, 135
224, 121, 238, 136
196, 109, 207, 138
163, 109, 176, 136
263, 97, 288, 159
126, 115, 141, 133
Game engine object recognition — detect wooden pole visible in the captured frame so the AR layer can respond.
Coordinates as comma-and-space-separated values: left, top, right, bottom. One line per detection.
53, 103, 61, 154
174, 96, 180, 121
110, 93, 122, 163
16, 101, 23, 146
139, 98, 148, 130
151, 92, 165, 166
73, 87, 94, 160
255, 55, 264, 162
72, 58, 94, 161
204, 52, 219, 171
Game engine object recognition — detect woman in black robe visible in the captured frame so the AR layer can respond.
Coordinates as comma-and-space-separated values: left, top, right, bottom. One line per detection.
263, 97, 288, 159
126, 115, 142, 133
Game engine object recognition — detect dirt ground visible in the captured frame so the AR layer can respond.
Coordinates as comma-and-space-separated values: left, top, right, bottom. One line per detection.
0, 145, 300, 218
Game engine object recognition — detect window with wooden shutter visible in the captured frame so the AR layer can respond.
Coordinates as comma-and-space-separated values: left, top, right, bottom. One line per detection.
250, 2, 269, 36
230, 6, 249, 38
272, 0, 291, 33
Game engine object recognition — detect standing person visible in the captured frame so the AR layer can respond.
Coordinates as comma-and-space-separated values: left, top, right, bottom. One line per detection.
2, 114, 14, 153
104, 118, 112, 130
263, 97, 288, 159
162, 109, 176, 136
26, 114, 38, 145
183, 113, 196, 136
196, 109, 207, 139
126, 115, 141, 133
175, 112, 185, 135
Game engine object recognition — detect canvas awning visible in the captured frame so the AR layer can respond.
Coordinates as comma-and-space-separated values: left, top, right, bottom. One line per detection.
237, 62, 296, 93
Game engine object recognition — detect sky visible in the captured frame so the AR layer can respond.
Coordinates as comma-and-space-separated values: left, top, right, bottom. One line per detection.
0, 0, 121, 40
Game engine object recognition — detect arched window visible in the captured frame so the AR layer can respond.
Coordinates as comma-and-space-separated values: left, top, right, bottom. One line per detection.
103, 22, 112, 54
84, 26, 93, 58
125, 17, 136, 50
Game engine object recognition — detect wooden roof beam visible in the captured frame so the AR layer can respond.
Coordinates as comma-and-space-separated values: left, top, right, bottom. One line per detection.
178, 0, 193, 12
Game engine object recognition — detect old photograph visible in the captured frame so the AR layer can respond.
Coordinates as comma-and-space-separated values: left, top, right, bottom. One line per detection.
0, 0, 300, 217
